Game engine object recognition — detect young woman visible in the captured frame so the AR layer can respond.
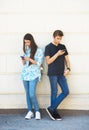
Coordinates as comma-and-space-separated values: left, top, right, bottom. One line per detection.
21, 33, 44, 120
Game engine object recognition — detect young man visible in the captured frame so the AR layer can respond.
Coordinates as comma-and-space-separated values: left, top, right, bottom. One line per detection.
45, 30, 70, 120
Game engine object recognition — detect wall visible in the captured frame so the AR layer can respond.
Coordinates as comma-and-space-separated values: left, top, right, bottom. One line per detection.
0, 0, 89, 110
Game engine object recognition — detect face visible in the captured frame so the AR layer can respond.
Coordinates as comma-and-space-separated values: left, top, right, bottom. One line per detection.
53, 36, 62, 45
24, 40, 31, 47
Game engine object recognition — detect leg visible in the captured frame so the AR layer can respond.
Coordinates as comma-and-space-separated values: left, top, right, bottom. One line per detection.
29, 78, 39, 112
23, 80, 32, 111
52, 75, 69, 109
49, 76, 58, 110
46, 76, 63, 120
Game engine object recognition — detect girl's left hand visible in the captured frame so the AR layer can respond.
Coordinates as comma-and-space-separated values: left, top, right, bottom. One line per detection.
64, 69, 70, 76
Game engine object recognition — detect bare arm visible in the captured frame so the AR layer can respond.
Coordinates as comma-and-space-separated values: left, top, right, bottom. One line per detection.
65, 55, 70, 68
46, 50, 65, 65
22, 59, 26, 65
64, 55, 70, 76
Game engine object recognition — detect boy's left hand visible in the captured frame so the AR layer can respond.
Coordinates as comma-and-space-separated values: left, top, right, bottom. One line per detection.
64, 69, 70, 76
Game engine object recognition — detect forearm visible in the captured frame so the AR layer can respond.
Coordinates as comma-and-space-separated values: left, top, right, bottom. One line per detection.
66, 60, 70, 68
22, 60, 26, 65
46, 50, 65, 65
29, 58, 37, 65
65, 55, 70, 69
64, 55, 71, 76
46, 53, 59, 65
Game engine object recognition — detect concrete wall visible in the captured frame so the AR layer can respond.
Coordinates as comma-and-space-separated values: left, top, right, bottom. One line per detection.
0, 0, 89, 110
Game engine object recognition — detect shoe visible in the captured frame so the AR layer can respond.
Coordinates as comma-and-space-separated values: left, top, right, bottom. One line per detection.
46, 108, 56, 120
54, 110, 62, 121
35, 111, 41, 120
25, 111, 34, 120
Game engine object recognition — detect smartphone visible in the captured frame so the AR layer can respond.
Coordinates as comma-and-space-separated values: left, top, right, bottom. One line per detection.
62, 49, 66, 52
20, 56, 24, 59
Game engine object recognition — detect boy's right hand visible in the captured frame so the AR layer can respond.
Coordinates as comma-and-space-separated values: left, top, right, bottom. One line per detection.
57, 50, 65, 56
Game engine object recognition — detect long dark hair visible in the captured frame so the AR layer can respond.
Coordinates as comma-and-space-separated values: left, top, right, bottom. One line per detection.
23, 33, 38, 65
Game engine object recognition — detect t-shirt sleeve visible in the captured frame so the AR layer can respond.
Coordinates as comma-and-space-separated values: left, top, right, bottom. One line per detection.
45, 46, 50, 57
64, 45, 68, 56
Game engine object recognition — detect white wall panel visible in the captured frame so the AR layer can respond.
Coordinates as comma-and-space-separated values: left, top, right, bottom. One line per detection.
59, 0, 89, 12
33, 33, 51, 48
0, 55, 6, 73
67, 75, 89, 94
7, 34, 23, 53
0, 94, 26, 109
6, 54, 22, 73
23, 0, 61, 13
0, 34, 9, 53
23, 0, 89, 13
0, 0, 23, 12
0, 74, 24, 93
69, 55, 89, 73
0, 34, 23, 53
63, 33, 89, 53
0, 0, 89, 13
0, 15, 8, 33
7, 14, 89, 33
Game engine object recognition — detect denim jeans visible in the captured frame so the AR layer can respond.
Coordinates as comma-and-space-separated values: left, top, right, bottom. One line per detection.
49, 75, 69, 110
23, 77, 39, 112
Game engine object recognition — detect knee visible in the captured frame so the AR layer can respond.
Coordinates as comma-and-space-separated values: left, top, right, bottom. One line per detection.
30, 93, 35, 100
51, 88, 57, 95
64, 89, 69, 97
52, 90, 57, 95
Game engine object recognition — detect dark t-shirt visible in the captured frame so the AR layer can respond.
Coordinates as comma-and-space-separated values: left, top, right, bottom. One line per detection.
45, 43, 68, 76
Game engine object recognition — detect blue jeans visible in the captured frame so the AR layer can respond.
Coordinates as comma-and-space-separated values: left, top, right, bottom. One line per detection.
49, 75, 69, 110
23, 78, 39, 112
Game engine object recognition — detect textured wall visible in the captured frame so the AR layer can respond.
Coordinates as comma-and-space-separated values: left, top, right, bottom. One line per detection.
0, 0, 89, 110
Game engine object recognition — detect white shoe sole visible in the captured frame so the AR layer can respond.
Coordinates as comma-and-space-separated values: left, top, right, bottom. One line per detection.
35, 117, 41, 120
56, 118, 62, 121
25, 114, 34, 120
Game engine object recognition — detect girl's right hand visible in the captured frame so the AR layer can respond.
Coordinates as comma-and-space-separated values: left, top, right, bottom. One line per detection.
22, 59, 26, 65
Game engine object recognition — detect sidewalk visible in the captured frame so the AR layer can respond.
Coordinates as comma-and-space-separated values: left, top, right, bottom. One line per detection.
0, 110, 89, 130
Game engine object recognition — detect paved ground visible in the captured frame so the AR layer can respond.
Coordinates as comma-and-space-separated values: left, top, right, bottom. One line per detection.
0, 110, 89, 130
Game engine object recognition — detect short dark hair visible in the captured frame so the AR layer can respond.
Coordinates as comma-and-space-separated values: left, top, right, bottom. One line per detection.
53, 30, 64, 37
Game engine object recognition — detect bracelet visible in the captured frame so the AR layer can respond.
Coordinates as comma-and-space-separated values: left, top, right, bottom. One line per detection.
67, 67, 71, 71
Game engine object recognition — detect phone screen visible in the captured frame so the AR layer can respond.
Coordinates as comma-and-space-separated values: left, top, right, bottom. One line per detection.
62, 49, 66, 51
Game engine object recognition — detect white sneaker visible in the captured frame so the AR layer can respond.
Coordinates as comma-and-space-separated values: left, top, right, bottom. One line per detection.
35, 111, 41, 120
25, 111, 34, 120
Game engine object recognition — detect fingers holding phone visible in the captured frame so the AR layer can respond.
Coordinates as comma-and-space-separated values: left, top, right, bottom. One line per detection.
20, 56, 26, 65
57, 49, 65, 56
